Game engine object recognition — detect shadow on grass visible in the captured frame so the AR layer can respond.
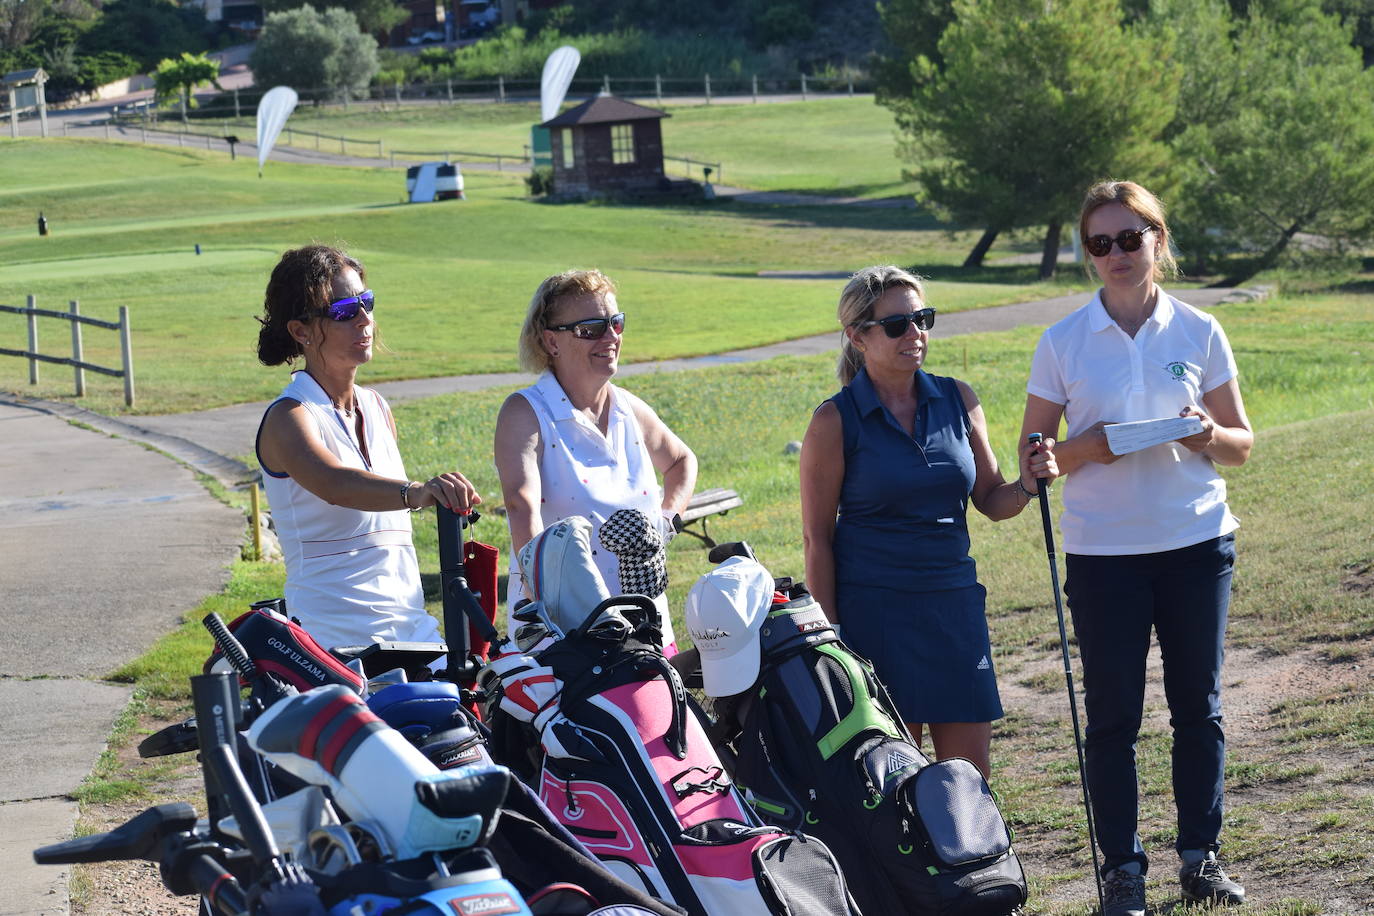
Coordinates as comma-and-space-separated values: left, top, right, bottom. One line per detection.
627, 260, 1059, 285
742, 182, 917, 201
913, 263, 1065, 285
1326, 278, 1374, 295
534, 196, 948, 233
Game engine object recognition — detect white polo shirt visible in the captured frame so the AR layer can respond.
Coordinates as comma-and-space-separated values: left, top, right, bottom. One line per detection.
504, 371, 674, 646
1027, 287, 1240, 555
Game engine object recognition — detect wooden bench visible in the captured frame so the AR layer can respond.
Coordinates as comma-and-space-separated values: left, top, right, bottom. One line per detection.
678, 487, 744, 548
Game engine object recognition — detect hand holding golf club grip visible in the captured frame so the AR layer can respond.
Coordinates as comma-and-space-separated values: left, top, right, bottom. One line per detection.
1027, 432, 1050, 499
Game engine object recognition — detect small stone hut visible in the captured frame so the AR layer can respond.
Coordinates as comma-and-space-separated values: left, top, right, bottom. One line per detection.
540, 93, 670, 197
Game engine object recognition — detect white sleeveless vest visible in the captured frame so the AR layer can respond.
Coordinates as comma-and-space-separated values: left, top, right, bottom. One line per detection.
257, 371, 439, 652
505, 371, 674, 647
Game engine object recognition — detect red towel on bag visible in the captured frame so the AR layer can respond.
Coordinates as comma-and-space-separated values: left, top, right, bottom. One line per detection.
463, 539, 500, 663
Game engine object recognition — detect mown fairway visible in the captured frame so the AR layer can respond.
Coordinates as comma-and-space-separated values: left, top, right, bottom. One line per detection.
177, 96, 918, 197
5, 125, 1373, 914
0, 139, 1064, 414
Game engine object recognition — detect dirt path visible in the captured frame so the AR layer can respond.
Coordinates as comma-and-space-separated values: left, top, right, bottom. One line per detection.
995, 639, 1374, 914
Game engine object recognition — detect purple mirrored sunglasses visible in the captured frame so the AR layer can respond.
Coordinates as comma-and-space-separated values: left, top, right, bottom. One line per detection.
325, 289, 375, 321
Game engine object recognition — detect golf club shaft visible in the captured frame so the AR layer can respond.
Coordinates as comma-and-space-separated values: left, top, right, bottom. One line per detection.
1029, 434, 1105, 912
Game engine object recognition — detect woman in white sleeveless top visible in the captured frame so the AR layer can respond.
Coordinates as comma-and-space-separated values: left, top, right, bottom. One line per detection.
494, 269, 697, 650
255, 245, 481, 652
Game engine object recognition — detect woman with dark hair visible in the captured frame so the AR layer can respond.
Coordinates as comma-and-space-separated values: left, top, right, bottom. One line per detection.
255, 245, 480, 652
1022, 180, 1252, 914
799, 265, 1056, 778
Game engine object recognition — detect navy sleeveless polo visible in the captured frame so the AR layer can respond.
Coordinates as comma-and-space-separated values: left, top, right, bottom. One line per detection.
827, 367, 1002, 724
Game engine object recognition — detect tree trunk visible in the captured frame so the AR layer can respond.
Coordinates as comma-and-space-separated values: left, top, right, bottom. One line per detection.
963, 226, 1001, 268
1220, 222, 1302, 286
180, 90, 188, 124
1039, 220, 1062, 280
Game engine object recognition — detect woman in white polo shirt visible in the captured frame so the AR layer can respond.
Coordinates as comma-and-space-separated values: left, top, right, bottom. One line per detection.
494, 269, 697, 650
1021, 181, 1253, 914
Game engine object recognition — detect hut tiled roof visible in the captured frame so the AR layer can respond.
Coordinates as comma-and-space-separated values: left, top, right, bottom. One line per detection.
2, 68, 48, 85
540, 94, 670, 129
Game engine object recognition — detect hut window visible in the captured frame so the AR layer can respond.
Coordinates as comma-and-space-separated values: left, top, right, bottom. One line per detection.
612, 123, 635, 165
562, 129, 574, 168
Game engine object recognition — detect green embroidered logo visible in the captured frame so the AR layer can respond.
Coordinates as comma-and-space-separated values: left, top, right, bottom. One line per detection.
1165, 361, 1189, 380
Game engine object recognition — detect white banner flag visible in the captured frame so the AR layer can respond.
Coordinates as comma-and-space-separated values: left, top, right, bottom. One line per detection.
256, 86, 299, 176
540, 46, 581, 123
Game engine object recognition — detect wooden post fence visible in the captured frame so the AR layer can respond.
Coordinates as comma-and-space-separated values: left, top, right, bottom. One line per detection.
0, 297, 136, 406
69, 300, 84, 396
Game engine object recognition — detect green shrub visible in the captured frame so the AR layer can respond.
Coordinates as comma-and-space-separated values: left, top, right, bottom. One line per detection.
376, 25, 781, 86
525, 166, 555, 197
79, 50, 143, 88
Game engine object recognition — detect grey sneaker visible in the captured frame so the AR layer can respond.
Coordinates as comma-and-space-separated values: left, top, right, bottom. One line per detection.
1179, 852, 1245, 905
1102, 867, 1146, 916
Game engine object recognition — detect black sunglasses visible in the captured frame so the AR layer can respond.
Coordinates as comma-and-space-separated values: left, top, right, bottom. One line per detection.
1084, 227, 1154, 258
325, 289, 375, 321
549, 312, 626, 340
859, 308, 937, 338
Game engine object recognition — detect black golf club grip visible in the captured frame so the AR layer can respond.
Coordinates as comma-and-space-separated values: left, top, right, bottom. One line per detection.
204, 613, 256, 679
203, 613, 293, 706
1027, 432, 1049, 498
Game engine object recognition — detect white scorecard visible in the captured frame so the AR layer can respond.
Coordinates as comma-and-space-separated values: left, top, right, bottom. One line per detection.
1105, 416, 1204, 455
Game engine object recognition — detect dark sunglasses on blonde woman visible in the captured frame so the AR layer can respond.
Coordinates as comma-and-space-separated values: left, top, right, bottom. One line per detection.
1083, 227, 1154, 258
549, 312, 626, 340
860, 308, 937, 339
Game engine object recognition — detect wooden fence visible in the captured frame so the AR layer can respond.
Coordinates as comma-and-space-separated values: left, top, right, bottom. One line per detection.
0, 297, 135, 406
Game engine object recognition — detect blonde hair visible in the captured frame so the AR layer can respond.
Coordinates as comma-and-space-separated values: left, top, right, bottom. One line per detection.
835, 265, 926, 385
518, 269, 618, 373
1079, 180, 1178, 281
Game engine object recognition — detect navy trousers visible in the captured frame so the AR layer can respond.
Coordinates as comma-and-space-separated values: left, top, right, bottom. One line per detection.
1064, 533, 1236, 877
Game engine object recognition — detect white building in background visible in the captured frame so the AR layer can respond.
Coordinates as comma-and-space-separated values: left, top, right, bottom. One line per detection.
185, 0, 264, 36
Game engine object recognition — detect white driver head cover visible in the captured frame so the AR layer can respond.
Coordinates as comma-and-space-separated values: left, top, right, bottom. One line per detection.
685, 556, 775, 697
518, 516, 612, 634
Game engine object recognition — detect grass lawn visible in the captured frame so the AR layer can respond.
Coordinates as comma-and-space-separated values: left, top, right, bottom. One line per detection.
182, 96, 917, 198
11, 120, 1372, 913
0, 139, 1076, 414
97, 290, 1374, 914
107, 292, 1374, 688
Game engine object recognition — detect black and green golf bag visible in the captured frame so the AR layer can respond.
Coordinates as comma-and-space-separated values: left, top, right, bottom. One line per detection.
707, 580, 1028, 916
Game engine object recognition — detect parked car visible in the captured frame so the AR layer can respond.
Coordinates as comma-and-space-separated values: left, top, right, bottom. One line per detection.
406, 28, 446, 45
406, 161, 465, 202
457, 0, 500, 37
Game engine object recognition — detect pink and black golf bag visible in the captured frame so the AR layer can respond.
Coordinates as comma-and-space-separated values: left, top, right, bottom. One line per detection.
485, 593, 861, 916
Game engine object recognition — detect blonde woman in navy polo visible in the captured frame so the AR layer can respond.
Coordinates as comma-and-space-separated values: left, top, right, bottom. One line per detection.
800, 265, 1057, 779
1022, 181, 1253, 915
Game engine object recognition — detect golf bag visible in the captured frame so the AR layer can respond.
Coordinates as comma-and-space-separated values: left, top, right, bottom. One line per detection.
487, 592, 861, 916
367, 680, 494, 771
704, 573, 1027, 916
203, 599, 367, 693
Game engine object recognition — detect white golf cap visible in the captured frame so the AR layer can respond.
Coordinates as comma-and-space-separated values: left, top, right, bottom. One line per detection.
685, 556, 775, 697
